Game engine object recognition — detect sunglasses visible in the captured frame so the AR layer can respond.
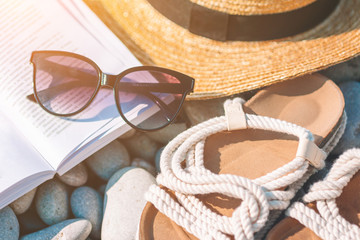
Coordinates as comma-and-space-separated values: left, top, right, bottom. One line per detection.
28, 50, 194, 131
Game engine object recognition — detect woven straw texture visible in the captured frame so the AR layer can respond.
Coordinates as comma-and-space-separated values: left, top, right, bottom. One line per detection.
85, 0, 360, 100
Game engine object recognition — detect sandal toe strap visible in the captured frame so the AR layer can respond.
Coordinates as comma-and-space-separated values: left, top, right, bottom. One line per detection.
304, 148, 360, 203
285, 148, 360, 239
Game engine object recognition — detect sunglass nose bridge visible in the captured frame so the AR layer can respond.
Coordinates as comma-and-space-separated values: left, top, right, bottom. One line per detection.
101, 73, 117, 88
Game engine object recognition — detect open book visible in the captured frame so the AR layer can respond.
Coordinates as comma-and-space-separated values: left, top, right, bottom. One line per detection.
0, 0, 156, 209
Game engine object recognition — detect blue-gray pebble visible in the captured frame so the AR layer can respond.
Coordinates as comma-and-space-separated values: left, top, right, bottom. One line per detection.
321, 56, 360, 84
35, 179, 69, 225
86, 141, 130, 180
183, 97, 226, 125
20, 218, 91, 240
333, 81, 360, 154
0, 206, 19, 240
125, 132, 158, 161
71, 186, 103, 239
145, 122, 187, 144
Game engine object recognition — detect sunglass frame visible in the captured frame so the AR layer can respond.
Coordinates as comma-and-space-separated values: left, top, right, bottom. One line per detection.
30, 50, 195, 131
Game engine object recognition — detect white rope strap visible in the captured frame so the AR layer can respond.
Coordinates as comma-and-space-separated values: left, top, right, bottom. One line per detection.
145, 98, 328, 240
286, 148, 360, 240
256, 111, 346, 239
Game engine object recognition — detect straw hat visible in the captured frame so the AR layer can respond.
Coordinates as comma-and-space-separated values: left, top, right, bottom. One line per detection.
86, 0, 360, 100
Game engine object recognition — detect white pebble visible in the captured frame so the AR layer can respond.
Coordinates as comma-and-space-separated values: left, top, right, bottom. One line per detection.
9, 188, 36, 215
101, 167, 156, 240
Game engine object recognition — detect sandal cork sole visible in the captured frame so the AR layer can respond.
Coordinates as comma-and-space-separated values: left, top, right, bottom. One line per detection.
266, 171, 360, 240
139, 74, 345, 240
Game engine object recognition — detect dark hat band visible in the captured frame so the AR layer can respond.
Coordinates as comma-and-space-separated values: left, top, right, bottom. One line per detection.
147, 0, 340, 41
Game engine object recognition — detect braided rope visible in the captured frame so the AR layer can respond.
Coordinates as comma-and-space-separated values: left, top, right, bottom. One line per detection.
256, 112, 347, 240
286, 148, 360, 240
145, 99, 345, 240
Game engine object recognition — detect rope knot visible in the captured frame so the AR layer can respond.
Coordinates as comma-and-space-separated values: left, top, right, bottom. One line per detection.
303, 150, 360, 203
303, 179, 345, 202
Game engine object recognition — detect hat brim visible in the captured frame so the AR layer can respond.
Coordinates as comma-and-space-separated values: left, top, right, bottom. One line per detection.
86, 0, 360, 100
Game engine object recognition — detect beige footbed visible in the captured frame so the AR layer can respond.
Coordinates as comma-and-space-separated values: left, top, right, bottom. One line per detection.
139, 73, 345, 240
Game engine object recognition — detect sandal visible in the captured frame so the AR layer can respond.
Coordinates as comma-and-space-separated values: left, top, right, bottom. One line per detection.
266, 148, 360, 240
139, 74, 346, 240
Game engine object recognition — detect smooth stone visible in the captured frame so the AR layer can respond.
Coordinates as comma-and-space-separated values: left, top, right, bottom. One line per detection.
86, 140, 130, 180
57, 163, 88, 187
0, 206, 19, 240
124, 132, 158, 161
145, 122, 187, 144
131, 158, 157, 176
71, 187, 103, 239
333, 81, 360, 154
35, 179, 69, 225
117, 128, 136, 139
9, 188, 37, 215
155, 146, 165, 173
183, 97, 227, 125
321, 56, 360, 84
102, 167, 156, 240
20, 218, 91, 240
18, 204, 47, 235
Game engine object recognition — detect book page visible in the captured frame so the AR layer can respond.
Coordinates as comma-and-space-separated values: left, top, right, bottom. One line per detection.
0, 0, 141, 169
0, 106, 54, 209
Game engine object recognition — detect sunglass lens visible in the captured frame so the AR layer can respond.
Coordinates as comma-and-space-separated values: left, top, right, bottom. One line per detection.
116, 70, 185, 130
33, 54, 99, 115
